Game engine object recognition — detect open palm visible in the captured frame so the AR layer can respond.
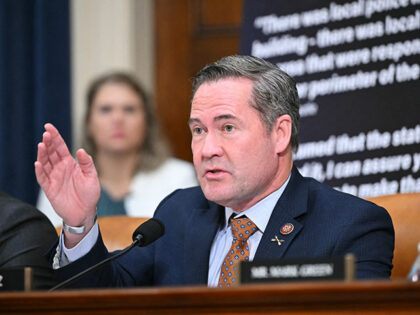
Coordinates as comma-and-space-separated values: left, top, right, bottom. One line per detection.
35, 124, 100, 226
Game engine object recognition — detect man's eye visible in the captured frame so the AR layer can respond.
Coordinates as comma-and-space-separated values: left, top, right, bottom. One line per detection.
193, 127, 203, 135
224, 125, 234, 132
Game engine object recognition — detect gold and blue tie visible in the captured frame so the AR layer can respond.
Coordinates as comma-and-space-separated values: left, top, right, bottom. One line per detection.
218, 216, 258, 287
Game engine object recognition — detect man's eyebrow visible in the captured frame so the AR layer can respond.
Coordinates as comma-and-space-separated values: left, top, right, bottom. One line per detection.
214, 114, 237, 121
188, 117, 201, 126
188, 114, 238, 126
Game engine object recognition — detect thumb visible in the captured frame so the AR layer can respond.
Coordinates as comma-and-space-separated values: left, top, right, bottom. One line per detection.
76, 149, 97, 177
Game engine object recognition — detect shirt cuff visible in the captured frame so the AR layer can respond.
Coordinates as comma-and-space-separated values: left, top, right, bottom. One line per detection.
61, 221, 99, 263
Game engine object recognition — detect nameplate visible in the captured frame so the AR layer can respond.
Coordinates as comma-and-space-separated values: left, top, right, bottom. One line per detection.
240, 254, 355, 284
0, 267, 32, 291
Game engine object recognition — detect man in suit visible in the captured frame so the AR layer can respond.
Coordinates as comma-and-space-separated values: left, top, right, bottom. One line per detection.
35, 55, 394, 288
0, 190, 58, 289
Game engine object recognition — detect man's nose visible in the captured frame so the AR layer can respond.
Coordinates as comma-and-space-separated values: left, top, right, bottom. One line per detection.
201, 131, 223, 159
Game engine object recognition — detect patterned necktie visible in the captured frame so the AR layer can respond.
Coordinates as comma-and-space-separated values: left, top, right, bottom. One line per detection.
218, 216, 258, 287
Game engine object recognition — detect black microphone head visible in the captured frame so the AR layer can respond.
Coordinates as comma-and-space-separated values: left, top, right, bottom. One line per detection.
132, 218, 165, 247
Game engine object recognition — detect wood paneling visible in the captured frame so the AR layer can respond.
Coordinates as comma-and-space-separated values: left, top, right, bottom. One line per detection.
192, 0, 243, 35
155, 0, 243, 161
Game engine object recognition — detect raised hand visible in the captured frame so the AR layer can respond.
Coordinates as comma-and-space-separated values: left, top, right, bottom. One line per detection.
34, 124, 100, 236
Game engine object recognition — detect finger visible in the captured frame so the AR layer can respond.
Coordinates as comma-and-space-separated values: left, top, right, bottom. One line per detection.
42, 131, 59, 166
45, 142, 61, 167
76, 149, 98, 177
40, 131, 62, 170
44, 123, 72, 160
42, 157, 53, 175
37, 142, 52, 176
34, 161, 50, 192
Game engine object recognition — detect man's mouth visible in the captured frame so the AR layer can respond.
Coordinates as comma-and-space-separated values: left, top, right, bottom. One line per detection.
204, 168, 228, 178
207, 169, 222, 173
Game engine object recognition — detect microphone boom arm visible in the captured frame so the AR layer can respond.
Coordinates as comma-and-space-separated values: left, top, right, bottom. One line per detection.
49, 237, 141, 291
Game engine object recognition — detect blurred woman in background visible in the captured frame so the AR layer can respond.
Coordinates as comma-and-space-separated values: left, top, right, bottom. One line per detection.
38, 72, 197, 227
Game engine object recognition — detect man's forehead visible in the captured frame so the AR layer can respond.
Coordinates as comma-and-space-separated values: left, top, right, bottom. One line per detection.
190, 78, 253, 113
196, 78, 252, 102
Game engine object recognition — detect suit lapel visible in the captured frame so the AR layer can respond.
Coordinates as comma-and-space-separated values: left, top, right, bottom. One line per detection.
255, 167, 309, 260
183, 201, 223, 285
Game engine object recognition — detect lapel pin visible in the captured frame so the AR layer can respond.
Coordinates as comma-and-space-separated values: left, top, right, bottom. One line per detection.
271, 235, 284, 246
280, 223, 294, 235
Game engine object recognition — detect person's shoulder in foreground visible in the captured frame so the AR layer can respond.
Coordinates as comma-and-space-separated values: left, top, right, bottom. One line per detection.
0, 190, 58, 289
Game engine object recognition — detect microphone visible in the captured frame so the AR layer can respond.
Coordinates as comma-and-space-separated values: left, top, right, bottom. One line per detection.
49, 218, 165, 291
132, 218, 165, 246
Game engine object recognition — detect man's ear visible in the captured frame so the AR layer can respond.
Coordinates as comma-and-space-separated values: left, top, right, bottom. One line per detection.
272, 114, 292, 154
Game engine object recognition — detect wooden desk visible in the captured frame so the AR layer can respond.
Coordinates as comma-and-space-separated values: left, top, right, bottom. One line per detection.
1, 280, 420, 314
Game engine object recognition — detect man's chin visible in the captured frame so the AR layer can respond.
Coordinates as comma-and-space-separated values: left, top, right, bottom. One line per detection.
201, 187, 233, 206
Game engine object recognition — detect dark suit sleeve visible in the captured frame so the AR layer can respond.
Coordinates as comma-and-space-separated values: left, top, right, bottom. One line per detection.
0, 191, 59, 289
49, 230, 155, 288
47, 187, 202, 288
334, 202, 394, 279
46, 191, 185, 289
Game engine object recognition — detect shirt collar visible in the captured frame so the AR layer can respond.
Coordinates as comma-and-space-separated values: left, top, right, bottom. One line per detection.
224, 174, 291, 233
